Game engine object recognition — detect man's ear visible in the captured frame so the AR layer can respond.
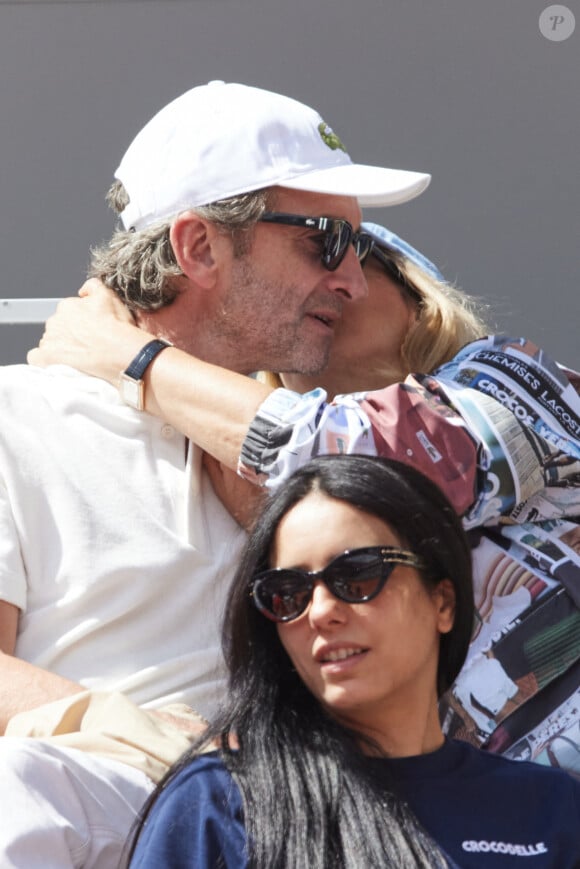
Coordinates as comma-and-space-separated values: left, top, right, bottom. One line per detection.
433, 579, 456, 635
169, 212, 222, 289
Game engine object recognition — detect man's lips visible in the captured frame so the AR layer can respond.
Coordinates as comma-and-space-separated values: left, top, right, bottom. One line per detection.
306, 309, 341, 329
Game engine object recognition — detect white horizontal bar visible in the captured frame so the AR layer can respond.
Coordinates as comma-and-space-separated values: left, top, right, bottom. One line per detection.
0, 299, 62, 324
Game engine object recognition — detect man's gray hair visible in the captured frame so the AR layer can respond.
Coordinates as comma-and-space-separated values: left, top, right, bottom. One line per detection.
89, 180, 273, 312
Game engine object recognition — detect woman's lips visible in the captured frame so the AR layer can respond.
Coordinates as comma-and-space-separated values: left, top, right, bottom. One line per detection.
317, 646, 369, 671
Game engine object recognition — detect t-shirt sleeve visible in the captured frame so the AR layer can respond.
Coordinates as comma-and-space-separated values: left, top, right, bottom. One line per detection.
130, 755, 248, 869
0, 475, 27, 611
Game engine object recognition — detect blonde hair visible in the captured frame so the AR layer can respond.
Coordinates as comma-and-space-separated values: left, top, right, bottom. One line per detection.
259, 246, 490, 390
399, 254, 489, 374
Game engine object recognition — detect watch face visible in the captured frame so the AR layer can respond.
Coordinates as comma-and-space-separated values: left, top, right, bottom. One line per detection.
120, 373, 143, 410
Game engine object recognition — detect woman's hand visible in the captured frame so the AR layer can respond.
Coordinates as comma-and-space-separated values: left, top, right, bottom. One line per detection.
27, 279, 150, 384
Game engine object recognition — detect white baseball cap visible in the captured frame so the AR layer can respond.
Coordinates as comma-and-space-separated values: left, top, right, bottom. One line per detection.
115, 81, 431, 231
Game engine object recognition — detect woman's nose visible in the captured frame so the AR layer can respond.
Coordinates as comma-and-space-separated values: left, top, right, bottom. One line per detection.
308, 580, 347, 625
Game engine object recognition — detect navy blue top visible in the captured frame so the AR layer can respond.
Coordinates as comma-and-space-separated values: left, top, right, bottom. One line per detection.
130, 739, 580, 867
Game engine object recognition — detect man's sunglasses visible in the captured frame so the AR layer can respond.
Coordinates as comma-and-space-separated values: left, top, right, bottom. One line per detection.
259, 212, 374, 272
249, 545, 426, 623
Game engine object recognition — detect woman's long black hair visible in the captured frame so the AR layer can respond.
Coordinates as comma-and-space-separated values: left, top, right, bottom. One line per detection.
130, 455, 474, 868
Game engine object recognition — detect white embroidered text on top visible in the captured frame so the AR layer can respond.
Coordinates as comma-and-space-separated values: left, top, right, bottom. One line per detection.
462, 840, 548, 856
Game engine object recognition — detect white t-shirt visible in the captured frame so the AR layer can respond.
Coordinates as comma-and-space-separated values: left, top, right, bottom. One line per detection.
0, 364, 247, 718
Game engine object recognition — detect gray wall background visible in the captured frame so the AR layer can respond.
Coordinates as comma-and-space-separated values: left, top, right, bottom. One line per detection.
0, 0, 578, 366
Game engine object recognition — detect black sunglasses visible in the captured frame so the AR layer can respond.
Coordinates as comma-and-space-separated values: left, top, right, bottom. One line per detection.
259, 212, 374, 271
250, 545, 426, 623
367, 243, 423, 305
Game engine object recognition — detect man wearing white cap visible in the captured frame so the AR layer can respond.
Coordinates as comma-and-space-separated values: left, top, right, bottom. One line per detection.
0, 81, 429, 867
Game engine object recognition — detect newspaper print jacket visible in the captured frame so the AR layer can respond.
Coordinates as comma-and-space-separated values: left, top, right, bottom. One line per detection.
239, 336, 580, 779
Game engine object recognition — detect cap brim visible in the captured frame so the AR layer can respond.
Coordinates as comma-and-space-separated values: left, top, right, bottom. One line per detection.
281, 164, 431, 207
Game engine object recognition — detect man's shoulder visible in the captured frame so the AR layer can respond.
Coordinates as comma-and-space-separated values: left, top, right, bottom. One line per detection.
0, 362, 36, 383
0, 363, 112, 406
0, 362, 76, 388
0, 363, 48, 406
0, 364, 125, 447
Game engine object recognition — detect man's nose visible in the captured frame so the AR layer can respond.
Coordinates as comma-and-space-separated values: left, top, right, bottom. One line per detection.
328, 244, 368, 303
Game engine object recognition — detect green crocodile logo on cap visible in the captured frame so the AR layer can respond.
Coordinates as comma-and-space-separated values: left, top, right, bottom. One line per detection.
318, 122, 347, 153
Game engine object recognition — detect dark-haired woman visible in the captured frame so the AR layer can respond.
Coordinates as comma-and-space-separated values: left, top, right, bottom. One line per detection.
129, 456, 580, 868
